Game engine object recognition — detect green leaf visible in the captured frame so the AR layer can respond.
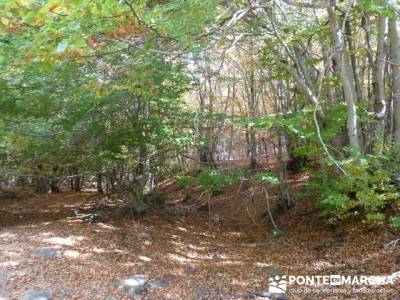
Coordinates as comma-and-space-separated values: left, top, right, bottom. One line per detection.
251, 172, 280, 185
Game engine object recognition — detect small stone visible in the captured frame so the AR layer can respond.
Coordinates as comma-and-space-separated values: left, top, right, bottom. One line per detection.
137, 231, 151, 240
58, 287, 75, 295
0, 270, 9, 290
121, 275, 148, 294
22, 290, 51, 300
148, 278, 169, 288
185, 267, 196, 276
195, 286, 209, 299
33, 248, 62, 258
104, 296, 118, 300
0, 290, 9, 300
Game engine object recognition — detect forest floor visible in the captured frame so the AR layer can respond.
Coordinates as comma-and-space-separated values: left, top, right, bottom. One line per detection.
0, 161, 399, 300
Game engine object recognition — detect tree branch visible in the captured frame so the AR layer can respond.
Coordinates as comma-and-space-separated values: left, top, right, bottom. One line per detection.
280, 0, 328, 9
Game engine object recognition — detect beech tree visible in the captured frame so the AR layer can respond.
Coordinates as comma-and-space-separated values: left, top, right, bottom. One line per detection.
0, 0, 399, 224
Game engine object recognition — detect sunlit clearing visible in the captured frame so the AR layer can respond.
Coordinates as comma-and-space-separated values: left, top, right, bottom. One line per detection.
219, 260, 243, 266
168, 253, 193, 263
40, 209, 60, 213
254, 262, 271, 267
4, 250, 21, 257
114, 249, 126, 254
43, 235, 85, 246
0, 261, 19, 267
170, 240, 185, 248
228, 232, 244, 237
313, 261, 336, 271
92, 247, 105, 253
0, 232, 16, 241
188, 244, 206, 251
96, 223, 119, 230
185, 251, 228, 260
138, 255, 152, 262
122, 276, 148, 287
198, 232, 215, 238
63, 250, 81, 259
39, 232, 53, 237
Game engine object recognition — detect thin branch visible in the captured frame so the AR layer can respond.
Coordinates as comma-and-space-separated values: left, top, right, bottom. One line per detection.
280, 0, 328, 9
122, 0, 175, 41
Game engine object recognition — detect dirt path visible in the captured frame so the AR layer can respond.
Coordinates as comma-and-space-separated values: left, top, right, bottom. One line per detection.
0, 187, 399, 300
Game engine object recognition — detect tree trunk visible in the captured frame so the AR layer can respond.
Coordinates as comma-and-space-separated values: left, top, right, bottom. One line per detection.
96, 172, 103, 194
373, 16, 387, 152
69, 166, 81, 192
389, 16, 400, 144
327, 2, 360, 151
33, 165, 49, 193
130, 148, 150, 214
199, 148, 216, 168
247, 62, 257, 169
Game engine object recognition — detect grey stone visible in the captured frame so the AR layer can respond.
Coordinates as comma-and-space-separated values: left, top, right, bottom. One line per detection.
184, 267, 196, 276
33, 248, 62, 258
58, 287, 75, 295
137, 231, 151, 240
261, 266, 283, 277
195, 286, 210, 299
22, 290, 51, 300
104, 296, 118, 300
148, 278, 169, 288
121, 275, 148, 294
0, 290, 9, 300
0, 270, 9, 289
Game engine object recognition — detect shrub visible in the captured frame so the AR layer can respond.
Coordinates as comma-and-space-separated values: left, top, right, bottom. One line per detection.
308, 148, 400, 224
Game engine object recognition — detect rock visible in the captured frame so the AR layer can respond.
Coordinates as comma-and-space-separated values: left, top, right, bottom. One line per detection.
148, 278, 169, 288
184, 267, 196, 276
121, 275, 148, 294
0, 270, 9, 289
57, 287, 75, 296
0, 290, 9, 300
33, 248, 62, 258
195, 285, 218, 299
137, 231, 151, 241
22, 290, 51, 300
195, 286, 209, 299
104, 296, 118, 300
83, 213, 101, 224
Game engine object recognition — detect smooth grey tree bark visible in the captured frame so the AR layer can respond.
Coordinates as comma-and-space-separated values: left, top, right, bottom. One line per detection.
327, 1, 360, 151
389, 15, 400, 144
373, 15, 387, 151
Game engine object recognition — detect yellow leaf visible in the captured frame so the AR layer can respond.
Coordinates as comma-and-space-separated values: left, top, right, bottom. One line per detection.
1, 17, 9, 26
49, 5, 59, 13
